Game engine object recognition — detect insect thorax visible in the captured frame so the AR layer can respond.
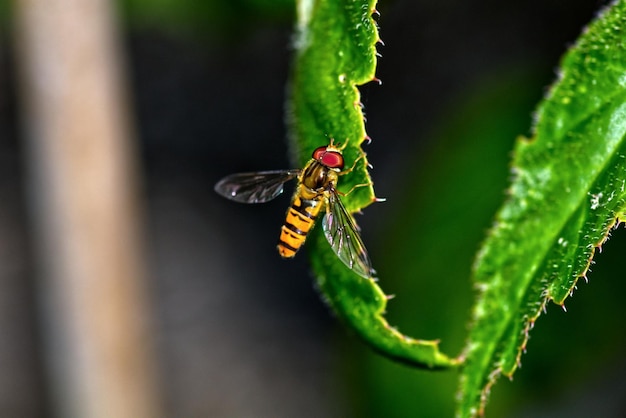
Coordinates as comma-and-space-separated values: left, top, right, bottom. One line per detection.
300, 160, 339, 195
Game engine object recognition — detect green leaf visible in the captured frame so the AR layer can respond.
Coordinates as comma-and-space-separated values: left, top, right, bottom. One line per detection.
290, 0, 378, 208
458, 1, 626, 416
348, 71, 541, 418
288, 0, 458, 368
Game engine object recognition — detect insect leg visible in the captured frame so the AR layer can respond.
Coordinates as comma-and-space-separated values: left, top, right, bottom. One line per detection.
338, 152, 366, 175
337, 182, 372, 197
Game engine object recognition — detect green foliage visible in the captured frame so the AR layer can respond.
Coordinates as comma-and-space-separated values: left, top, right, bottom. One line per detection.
289, 0, 458, 368
0, 1, 11, 26
118, 0, 294, 34
119, 0, 626, 412
458, 1, 626, 416
350, 70, 542, 418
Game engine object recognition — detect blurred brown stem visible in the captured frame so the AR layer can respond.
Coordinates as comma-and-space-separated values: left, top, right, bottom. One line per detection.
13, 1, 161, 417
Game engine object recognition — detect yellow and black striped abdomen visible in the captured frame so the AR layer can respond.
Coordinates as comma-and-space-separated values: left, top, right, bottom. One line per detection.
277, 192, 324, 258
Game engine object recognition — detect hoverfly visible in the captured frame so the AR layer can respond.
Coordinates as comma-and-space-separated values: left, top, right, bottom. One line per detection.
214, 142, 375, 279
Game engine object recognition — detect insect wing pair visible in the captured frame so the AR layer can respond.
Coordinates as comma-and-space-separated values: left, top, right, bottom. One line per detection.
214, 147, 375, 279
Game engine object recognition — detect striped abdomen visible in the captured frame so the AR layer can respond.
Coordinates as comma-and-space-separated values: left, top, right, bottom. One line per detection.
277, 191, 324, 258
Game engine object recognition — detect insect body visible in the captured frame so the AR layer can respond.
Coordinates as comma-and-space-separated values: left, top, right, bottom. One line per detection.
278, 192, 323, 258
214, 143, 375, 278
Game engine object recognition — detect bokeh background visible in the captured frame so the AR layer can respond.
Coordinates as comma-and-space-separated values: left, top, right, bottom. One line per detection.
1, 0, 625, 417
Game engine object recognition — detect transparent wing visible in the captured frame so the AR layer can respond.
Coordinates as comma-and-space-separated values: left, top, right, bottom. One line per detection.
214, 170, 300, 204
322, 190, 375, 279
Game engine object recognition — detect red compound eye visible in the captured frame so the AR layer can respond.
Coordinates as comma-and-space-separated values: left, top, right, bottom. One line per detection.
312, 145, 344, 169
312, 146, 327, 160
320, 151, 344, 169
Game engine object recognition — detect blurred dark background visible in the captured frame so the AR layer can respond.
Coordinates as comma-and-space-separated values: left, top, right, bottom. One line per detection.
1, 0, 625, 417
